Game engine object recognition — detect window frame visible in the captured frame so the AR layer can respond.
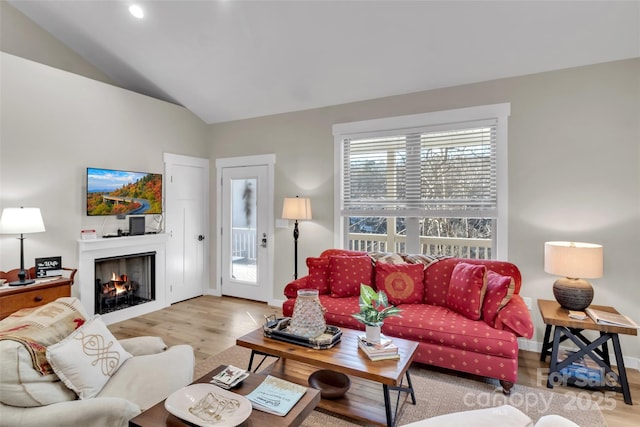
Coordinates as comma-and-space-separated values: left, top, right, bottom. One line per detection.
333, 103, 510, 259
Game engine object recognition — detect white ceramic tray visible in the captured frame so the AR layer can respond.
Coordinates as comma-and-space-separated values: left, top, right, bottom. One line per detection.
164, 383, 252, 426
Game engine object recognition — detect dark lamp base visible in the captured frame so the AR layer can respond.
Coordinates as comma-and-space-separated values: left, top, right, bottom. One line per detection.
553, 277, 594, 311
9, 279, 35, 286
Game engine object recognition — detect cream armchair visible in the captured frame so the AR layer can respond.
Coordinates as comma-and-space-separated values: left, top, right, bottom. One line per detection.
0, 299, 194, 427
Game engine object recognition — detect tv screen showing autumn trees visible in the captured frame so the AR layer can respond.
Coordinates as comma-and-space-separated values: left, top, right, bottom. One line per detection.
87, 168, 163, 216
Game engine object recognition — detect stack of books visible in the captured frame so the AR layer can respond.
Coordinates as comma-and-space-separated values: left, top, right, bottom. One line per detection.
558, 349, 603, 385
357, 335, 399, 361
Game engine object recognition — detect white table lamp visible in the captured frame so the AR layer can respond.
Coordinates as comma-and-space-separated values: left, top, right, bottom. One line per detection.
0, 207, 46, 286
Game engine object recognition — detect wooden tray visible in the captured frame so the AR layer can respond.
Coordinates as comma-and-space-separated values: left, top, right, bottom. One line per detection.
263, 317, 342, 349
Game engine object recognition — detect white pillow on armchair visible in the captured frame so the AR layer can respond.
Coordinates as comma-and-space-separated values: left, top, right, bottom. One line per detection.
46, 315, 132, 399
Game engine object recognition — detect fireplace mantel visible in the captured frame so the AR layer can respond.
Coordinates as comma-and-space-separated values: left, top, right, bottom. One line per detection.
78, 234, 167, 324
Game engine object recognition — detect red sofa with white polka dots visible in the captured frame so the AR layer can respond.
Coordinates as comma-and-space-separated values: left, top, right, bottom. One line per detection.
282, 249, 534, 394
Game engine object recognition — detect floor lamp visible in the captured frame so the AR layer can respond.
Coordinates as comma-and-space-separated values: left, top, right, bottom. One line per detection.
282, 196, 312, 279
0, 207, 46, 286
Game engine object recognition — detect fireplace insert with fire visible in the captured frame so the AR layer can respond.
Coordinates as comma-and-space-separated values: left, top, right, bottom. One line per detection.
94, 251, 155, 315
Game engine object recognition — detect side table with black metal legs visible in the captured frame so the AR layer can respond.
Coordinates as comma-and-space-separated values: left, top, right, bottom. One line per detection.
538, 299, 636, 405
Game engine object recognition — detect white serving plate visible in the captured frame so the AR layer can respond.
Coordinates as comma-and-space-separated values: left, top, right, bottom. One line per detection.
164, 383, 252, 426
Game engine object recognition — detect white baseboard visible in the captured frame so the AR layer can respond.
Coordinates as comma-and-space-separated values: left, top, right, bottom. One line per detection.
269, 298, 285, 308
206, 288, 221, 297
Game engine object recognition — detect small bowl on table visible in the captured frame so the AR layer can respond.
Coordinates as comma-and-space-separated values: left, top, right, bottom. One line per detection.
308, 369, 351, 399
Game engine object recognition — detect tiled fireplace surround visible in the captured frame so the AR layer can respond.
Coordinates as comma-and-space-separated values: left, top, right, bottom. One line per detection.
78, 234, 168, 324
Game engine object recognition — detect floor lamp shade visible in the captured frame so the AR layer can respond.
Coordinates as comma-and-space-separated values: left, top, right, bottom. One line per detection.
544, 241, 603, 310
0, 207, 46, 285
282, 197, 312, 221
282, 197, 312, 280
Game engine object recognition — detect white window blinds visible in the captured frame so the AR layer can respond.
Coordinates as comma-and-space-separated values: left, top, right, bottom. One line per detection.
342, 119, 497, 217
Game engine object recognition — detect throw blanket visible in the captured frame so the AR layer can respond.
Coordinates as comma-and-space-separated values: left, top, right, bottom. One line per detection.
0, 298, 86, 375
368, 252, 444, 267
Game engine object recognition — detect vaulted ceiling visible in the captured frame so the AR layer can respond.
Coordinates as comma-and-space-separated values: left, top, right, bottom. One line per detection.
9, 0, 640, 124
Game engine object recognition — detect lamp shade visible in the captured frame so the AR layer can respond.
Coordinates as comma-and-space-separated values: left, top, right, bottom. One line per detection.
0, 207, 46, 234
544, 241, 603, 279
282, 197, 312, 221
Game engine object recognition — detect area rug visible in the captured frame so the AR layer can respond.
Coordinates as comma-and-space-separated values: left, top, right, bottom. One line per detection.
196, 346, 606, 426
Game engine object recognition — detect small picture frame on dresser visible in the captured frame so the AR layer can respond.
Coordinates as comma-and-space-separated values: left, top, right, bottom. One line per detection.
35, 256, 63, 278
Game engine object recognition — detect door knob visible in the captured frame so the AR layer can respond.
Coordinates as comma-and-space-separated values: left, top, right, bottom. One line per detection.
198, 235, 205, 241
260, 233, 267, 248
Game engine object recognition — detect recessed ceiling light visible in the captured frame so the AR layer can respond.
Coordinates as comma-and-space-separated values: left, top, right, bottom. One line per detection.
129, 4, 144, 19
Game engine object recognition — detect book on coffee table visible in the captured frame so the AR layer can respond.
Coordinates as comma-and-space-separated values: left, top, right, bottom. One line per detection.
358, 336, 400, 361
245, 375, 306, 416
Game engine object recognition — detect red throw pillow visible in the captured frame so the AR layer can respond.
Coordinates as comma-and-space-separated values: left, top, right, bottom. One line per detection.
446, 262, 487, 320
306, 257, 331, 294
495, 295, 534, 339
482, 270, 515, 327
329, 255, 373, 298
375, 262, 425, 305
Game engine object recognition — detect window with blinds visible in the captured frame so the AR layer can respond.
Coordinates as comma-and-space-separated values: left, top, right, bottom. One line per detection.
334, 103, 510, 259
342, 120, 497, 217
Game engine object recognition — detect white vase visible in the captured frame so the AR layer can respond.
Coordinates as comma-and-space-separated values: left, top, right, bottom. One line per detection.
365, 324, 381, 343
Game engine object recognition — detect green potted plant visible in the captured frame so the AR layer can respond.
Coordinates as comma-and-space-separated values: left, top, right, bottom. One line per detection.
352, 284, 402, 343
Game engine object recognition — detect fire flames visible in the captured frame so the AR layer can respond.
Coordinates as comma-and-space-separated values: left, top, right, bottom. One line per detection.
103, 272, 131, 295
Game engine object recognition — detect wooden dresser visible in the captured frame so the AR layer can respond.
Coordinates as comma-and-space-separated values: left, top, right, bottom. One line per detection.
0, 274, 75, 320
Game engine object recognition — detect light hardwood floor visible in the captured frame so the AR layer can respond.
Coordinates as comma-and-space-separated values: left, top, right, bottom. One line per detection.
109, 295, 640, 426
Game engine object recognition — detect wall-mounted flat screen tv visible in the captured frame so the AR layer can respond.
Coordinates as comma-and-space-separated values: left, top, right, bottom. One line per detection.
87, 167, 163, 216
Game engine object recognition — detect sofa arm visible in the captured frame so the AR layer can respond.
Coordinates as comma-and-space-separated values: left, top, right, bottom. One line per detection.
0, 397, 140, 427
494, 294, 534, 339
118, 336, 168, 356
98, 344, 194, 411
284, 276, 310, 298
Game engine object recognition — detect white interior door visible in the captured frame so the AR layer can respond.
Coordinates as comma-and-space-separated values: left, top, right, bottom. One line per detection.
217, 156, 274, 302
164, 153, 209, 303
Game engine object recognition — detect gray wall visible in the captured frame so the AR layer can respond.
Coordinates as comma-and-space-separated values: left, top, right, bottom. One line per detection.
0, 52, 209, 279
210, 58, 640, 362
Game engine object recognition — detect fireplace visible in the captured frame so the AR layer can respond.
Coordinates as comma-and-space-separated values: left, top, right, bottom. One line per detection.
94, 252, 156, 315
78, 234, 167, 324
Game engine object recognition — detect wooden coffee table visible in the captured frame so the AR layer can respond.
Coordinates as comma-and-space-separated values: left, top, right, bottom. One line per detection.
128, 364, 320, 427
236, 326, 418, 427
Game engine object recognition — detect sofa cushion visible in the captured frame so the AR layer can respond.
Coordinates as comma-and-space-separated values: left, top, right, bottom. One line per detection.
0, 339, 77, 407
494, 295, 535, 339
482, 271, 516, 327
329, 255, 373, 298
399, 404, 534, 427
319, 249, 367, 258
0, 297, 88, 407
446, 263, 487, 320
320, 295, 363, 330
46, 316, 132, 399
118, 336, 168, 356
369, 252, 406, 264
375, 262, 425, 305
382, 304, 518, 359
424, 258, 522, 307
306, 257, 331, 294
98, 344, 195, 411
